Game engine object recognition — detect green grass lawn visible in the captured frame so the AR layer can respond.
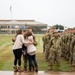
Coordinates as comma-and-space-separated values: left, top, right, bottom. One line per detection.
0, 34, 72, 71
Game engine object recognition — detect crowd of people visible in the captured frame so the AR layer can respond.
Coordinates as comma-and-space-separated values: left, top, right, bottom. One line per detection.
12, 29, 38, 73
42, 27, 75, 71
12, 27, 75, 72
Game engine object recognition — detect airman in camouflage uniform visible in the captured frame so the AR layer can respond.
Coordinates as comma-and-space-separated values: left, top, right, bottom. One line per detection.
42, 33, 46, 53
70, 30, 75, 70
42, 27, 75, 71
45, 27, 56, 62
48, 31, 62, 70
43, 32, 51, 61
60, 32, 66, 58
61, 29, 75, 66
42, 27, 56, 62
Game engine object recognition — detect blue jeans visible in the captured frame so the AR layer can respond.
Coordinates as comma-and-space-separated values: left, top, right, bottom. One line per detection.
28, 54, 38, 70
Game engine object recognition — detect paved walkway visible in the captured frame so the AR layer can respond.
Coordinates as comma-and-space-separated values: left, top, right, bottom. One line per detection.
0, 71, 75, 75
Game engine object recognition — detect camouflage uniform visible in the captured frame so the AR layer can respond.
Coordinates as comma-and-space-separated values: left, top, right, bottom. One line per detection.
67, 33, 73, 62
60, 33, 65, 57
63, 34, 68, 60
66, 33, 71, 61
47, 32, 54, 62
71, 35, 75, 67
48, 36, 62, 66
44, 33, 50, 61
22, 44, 28, 71
42, 34, 46, 53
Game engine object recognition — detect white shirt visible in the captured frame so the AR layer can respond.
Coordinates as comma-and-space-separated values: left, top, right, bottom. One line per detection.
27, 35, 36, 55
12, 34, 29, 50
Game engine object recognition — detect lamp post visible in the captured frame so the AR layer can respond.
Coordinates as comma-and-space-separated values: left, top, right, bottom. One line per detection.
10, 0, 13, 34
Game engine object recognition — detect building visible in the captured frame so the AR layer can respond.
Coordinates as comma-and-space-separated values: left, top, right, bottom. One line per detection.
0, 20, 47, 34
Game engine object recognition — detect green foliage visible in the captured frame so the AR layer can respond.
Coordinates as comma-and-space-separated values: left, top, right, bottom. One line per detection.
53, 24, 64, 30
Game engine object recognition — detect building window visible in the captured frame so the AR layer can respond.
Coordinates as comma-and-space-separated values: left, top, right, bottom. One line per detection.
11, 26, 15, 29
19, 26, 25, 29
0, 26, 7, 29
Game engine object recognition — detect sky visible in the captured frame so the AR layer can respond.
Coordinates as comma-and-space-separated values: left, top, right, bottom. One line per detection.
0, 0, 75, 28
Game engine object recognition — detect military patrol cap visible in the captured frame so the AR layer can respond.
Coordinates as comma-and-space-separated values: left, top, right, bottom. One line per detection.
53, 30, 58, 34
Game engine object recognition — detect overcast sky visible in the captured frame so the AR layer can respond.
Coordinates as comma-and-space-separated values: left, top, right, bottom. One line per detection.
0, 0, 75, 28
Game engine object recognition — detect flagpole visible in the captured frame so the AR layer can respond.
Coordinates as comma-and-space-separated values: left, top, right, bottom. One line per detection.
10, 5, 12, 34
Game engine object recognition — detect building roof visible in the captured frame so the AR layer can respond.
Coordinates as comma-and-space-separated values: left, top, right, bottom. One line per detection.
0, 20, 47, 26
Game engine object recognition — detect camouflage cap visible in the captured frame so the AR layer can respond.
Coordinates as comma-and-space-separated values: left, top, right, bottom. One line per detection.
53, 30, 58, 34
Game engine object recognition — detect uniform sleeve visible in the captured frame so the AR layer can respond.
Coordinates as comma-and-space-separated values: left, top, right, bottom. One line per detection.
48, 37, 53, 49
59, 37, 62, 46
71, 38, 75, 50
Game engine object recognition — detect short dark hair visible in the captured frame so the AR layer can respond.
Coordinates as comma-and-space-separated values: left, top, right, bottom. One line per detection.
16, 29, 22, 35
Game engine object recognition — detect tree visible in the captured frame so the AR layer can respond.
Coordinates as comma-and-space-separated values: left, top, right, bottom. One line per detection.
32, 26, 41, 33
0, 26, 1, 33
53, 24, 64, 30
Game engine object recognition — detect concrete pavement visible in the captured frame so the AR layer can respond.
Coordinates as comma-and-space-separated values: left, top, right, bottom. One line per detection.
0, 71, 75, 75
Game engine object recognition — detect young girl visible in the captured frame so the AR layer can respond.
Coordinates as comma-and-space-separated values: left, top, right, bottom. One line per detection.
25, 30, 38, 73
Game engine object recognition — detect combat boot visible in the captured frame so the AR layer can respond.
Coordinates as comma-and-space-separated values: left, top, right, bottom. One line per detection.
72, 66, 75, 71
23, 66, 27, 71
49, 65, 53, 71
57, 65, 61, 71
